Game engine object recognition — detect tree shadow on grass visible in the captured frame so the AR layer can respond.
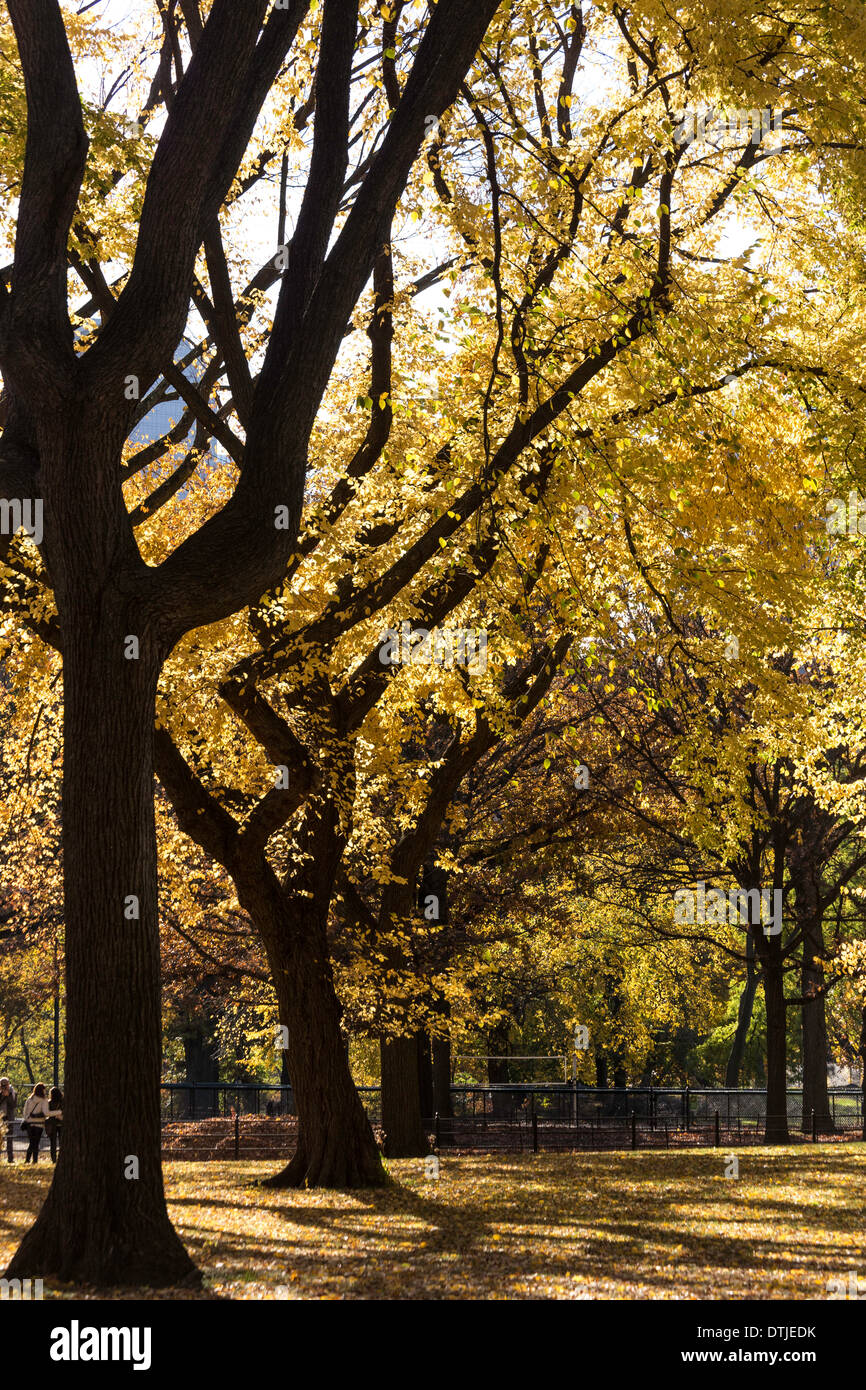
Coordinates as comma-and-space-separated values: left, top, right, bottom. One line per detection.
235, 1152, 864, 1298
6, 1155, 856, 1300
0, 1169, 51, 1223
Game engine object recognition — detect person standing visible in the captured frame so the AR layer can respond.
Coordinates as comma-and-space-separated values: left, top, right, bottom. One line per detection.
45, 1086, 63, 1163
22, 1083, 49, 1164
0, 1078, 16, 1163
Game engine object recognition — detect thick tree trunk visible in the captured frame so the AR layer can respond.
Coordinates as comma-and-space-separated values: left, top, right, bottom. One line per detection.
6, 623, 196, 1286
380, 1035, 429, 1157
261, 913, 384, 1188
725, 928, 758, 1087
760, 936, 789, 1143
232, 790, 386, 1187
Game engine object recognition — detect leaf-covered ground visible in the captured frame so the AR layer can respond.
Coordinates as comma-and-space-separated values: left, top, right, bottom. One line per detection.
1, 1149, 863, 1299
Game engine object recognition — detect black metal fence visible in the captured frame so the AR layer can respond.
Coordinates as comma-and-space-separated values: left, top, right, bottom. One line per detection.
160, 1082, 385, 1123
438, 1086, 865, 1150
446, 1084, 864, 1130
434, 1112, 864, 1152
160, 1081, 864, 1133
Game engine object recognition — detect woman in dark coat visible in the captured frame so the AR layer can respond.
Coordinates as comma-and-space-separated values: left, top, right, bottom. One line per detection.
46, 1086, 63, 1163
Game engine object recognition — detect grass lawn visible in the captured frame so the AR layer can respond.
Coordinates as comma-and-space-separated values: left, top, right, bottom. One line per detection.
1, 1148, 863, 1299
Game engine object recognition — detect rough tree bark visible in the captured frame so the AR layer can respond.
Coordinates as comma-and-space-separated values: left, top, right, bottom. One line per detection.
267, 919, 383, 1187
381, 1036, 429, 1158
8, 488, 195, 1283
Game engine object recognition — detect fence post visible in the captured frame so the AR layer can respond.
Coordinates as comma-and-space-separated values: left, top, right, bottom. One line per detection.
664, 1120, 668, 1149
714, 1110, 720, 1147
435, 1111, 440, 1149
811, 1108, 817, 1143
532, 1114, 538, 1154
234, 1110, 240, 1160
684, 1084, 690, 1131
631, 1110, 637, 1151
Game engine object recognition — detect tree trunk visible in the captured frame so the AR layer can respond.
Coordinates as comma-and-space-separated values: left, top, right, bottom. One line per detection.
380, 1035, 429, 1157
417, 1030, 434, 1120
423, 867, 453, 1117
725, 928, 758, 1087
259, 909, 384, 1188
432, 1032, 453, 1118
229, 789, 386, 1187
182, 1021, 219, 1120
799, 910, 833, 1134
19, 1028, 35, 1086
160, 734, 382, 1183
183, 1025, 219, 1086
487, 1022, 512, 1116
279, 1047, 295, 1114
6, 624, 197, 1286
760, 936, 789, 1143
